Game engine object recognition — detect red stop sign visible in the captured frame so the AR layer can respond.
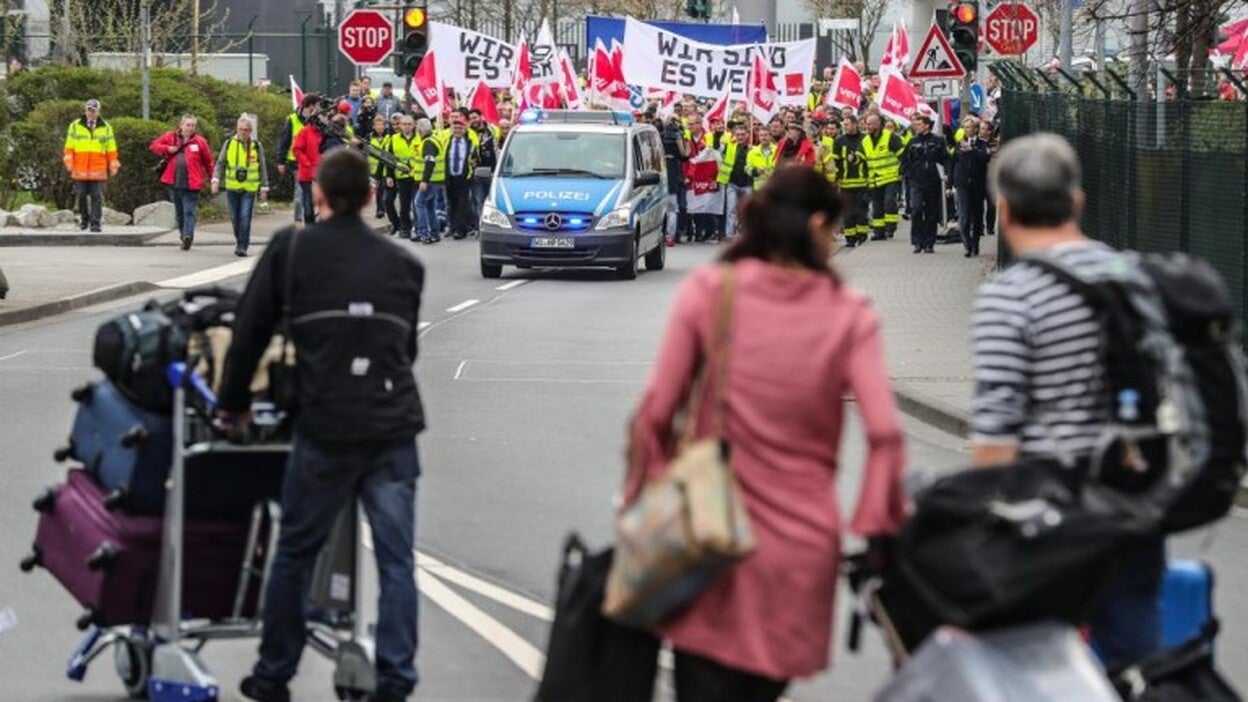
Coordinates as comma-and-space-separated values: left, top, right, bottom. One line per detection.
339, 10, 394, 66
984, 3, 1039, 56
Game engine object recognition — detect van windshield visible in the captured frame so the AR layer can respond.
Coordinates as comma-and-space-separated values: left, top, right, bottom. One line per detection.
499, 132, 626, 179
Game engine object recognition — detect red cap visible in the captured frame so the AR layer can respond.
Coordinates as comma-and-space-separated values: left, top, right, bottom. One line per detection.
336, 100, 352, 115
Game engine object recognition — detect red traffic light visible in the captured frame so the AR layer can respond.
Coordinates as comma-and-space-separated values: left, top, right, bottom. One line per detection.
952, 3, 977, 24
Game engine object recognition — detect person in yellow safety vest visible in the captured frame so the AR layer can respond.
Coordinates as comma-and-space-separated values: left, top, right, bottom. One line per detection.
716, 123, 753, 239
366, 114, 393, 222
836, 114, 871, 248
745, 129, 777, 190
861, 113, 906, 241
704, 116, 733, 152
63, 98, 120, 233
414, 117, 450, 244
385, 114, 422, 238
275, 93, 323, 225
816, 120, 841, 184
210, 115, 269, 257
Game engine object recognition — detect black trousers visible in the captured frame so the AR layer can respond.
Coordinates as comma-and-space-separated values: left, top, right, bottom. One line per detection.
673, 649, 788, 702
393, 179, 414, 235
957, 184, 985, 254
842, 187, 870, 243
985, 193, 997, 235
909, 183, 942, 250
445, 176, 475, 235
75, 180, 104, 229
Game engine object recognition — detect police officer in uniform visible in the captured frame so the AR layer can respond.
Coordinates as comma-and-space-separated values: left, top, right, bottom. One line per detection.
901, 114, 947, 254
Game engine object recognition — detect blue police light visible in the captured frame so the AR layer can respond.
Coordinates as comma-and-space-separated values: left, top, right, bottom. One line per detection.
519, 108, 543, 125
521, 216, 540, 225
567, 217, 585, 225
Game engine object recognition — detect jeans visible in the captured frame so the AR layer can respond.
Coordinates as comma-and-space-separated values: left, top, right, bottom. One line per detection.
674, 649, 788, 702
414, 183, 445, 239
255, 435, 420, 695
723, 184, 751, 238
291, 168, 303, 223
1089, 537, 1166, 668
75, 180, 104, 230
665, 192, 687, 239
168, 187, 200, 241
299, 181, 315, 224
226, 190, 256, 250
471, 174, 491, 225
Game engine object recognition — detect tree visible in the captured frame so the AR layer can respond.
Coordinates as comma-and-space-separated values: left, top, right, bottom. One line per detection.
51, 0, 238, 68
801, 0, 889, 67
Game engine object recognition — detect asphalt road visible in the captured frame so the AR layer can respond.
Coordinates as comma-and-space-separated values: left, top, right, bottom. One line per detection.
2, 237, 1246, 701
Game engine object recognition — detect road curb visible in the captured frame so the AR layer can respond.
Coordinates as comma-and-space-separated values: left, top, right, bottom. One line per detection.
893, 383, 971, 439
0, 229, 171, 246
0, 281, 160, 328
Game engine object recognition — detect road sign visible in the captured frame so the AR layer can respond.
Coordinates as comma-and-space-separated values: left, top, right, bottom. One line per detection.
922, 78, 960, 98
984, 3, 1039, 56
339, 9, 395, 67
910, 23, 966, 79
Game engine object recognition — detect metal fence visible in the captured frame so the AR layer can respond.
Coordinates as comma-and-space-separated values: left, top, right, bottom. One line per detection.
992, 61, 1248, 337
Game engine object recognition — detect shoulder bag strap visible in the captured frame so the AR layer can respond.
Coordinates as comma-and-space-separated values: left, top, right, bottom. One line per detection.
678, 264, 736, 446
280, 229, 300, 356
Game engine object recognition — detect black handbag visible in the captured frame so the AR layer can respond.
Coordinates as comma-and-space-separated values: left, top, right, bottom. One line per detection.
535, 534, 659, 702
893, 457, 1159, 633
1111, 621, 1243, 701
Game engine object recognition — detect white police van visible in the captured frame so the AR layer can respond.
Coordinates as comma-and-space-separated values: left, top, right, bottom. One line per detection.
477, 109, 668, 280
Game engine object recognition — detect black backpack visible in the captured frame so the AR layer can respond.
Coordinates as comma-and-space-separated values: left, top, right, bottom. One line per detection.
1028, 252, 1248, 533
93, 307, 189, 413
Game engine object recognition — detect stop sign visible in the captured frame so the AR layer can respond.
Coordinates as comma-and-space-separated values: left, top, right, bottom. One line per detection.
984, 3, 1039, 56
339, 10, 394, 66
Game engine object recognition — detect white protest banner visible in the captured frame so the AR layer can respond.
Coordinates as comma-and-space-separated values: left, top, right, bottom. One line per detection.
620, 16, 815, 104
529, 20, 561, 86
429, 21, 517, 91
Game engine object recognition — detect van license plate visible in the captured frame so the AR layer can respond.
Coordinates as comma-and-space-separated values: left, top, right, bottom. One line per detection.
530, 237, 574, 249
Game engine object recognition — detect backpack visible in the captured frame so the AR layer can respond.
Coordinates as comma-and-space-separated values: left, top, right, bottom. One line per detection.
92, 307, 189, 414
1027, 252, 1248, 533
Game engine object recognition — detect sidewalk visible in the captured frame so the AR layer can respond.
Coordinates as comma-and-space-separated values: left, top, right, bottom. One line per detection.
833, 223, 999, 437
0, 211, 331, 327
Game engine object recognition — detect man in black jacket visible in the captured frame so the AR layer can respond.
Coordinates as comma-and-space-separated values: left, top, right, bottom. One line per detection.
900, 114, 948, 254
953, 122, 992, 257
220, 149, 425, 702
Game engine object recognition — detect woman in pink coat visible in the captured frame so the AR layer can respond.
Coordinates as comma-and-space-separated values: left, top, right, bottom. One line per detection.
625, 165, 908, 700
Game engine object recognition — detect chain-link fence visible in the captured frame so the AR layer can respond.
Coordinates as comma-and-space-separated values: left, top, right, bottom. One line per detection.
993, 61, 1248, 333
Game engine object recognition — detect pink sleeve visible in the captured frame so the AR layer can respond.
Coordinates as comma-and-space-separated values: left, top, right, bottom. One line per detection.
622, 271, 710, 503
845, 302, 908, 536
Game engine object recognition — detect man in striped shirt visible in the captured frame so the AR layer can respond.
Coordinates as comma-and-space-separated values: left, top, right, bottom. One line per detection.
970, 133, 1164, 667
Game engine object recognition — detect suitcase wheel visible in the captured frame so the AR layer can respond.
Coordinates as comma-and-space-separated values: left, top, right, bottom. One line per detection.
114, 632, 154, 699
19, 546, 41, 572
102, 489, 128, 512
32, 485, 59, 512
70, 383, 94, 404
86, 544, 117, 572
53, 444, 73, 463
75, 609, 97, 631
120, 425, 150, 448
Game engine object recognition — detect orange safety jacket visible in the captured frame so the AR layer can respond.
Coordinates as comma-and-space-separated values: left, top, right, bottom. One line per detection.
63, 117, 120, 181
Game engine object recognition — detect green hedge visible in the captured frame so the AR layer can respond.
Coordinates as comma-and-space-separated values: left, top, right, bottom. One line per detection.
2, 66, 297, 212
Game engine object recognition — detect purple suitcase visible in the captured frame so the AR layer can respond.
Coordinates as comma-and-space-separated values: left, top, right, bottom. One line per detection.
23, 469, 253, 628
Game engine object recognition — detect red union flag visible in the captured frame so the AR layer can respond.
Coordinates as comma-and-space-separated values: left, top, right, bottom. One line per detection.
875, 68, 918, 126
412, 52, 444, 116
746, 53, 778, 122
826, 57, 862, 111
879, 22, 912, 73
703, 90, 730, 132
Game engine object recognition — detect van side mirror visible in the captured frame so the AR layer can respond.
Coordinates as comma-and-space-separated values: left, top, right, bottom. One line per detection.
634, 171, 661, 187
473, 166, 493, 180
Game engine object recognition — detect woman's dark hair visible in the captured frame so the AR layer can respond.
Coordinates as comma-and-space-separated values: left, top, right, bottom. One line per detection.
315, 148, 372, 216
721, 164, 846, 277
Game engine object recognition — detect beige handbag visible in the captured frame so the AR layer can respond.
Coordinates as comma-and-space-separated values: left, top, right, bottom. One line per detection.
603, 266, 756, 629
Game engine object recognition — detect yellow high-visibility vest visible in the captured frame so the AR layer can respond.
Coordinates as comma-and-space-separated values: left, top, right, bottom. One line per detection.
223, 137, 262, 193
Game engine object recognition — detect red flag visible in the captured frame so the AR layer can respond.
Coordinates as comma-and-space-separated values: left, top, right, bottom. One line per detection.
746, 53, 778, 123
826, 57, 862, 111
880, 23, 911, 73
590, 39, 612, 104
703, 90, 730, 132
511, 39, 532, 110
559, 50, 584, 110
288, 75, 305, 112
470, 81, 500, 125
412, 53, 443, 116
875, 69, 918, 126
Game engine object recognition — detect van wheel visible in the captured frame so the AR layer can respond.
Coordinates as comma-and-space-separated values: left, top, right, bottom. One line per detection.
644, 235, 666, 271
617, 236, 640, 281
480, 260, 502, 279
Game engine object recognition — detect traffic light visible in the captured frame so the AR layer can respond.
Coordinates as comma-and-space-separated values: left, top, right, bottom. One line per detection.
684, 0, 710, 20
947, 1, 979, 71
401, 1, 429, 74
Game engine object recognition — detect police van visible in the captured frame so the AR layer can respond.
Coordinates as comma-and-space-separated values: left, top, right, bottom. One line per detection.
477, 109, 668, 280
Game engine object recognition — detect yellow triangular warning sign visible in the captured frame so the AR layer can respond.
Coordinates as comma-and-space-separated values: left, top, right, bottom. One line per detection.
910, 23, 966, 79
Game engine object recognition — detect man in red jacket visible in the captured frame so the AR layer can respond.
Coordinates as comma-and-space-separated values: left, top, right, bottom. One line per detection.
150, 114, 214, 250
292, 115, 326, 224
776, 122, 817, 168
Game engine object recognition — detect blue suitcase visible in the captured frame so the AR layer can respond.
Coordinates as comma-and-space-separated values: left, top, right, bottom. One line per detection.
55, 379, 173, 515
1161, 559, 1214, 648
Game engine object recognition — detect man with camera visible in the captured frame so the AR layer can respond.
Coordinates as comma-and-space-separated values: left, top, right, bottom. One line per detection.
220, 148, 426, 702
212, 115, 270, 257
660, 114, 690, 244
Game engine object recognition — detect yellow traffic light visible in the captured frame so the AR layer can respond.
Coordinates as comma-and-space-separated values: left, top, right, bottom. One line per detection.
404, 8, 427, 29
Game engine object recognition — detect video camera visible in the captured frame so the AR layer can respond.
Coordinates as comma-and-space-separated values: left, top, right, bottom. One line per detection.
306, 100, 406, 175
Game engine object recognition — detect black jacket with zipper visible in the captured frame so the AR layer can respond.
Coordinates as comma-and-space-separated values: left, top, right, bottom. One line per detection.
219, 214, 426, 445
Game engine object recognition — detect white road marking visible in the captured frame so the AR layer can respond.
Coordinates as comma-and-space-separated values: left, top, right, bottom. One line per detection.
494, 279, 529, 291
416, 551, 553, 622
417, 568, 546, 680
418, 322, 432, 331
446, 299, 480, 313
0, 350, 28, 363
157, 257, 258, 289
453, 360, 468, 380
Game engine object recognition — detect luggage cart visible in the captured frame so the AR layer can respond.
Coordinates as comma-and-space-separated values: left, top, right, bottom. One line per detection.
65, 365, 379, 701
